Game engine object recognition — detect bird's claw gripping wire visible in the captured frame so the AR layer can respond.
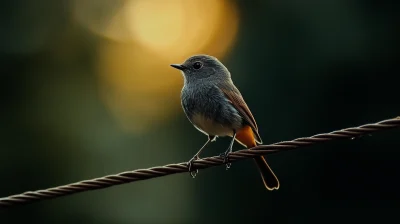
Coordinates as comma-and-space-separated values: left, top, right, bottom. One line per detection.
187, 156, 200, 178
219, 150, 232, 170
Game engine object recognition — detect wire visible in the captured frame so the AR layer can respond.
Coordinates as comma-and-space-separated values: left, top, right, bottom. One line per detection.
1, 117, 399, 208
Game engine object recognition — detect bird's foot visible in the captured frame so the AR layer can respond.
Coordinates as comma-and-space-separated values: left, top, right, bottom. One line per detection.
219, 150, 232, 170
187, 155, 200, 178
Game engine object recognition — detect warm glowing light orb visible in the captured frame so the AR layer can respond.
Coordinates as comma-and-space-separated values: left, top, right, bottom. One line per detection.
75, 0, 239, 133
126, 1, 186, 51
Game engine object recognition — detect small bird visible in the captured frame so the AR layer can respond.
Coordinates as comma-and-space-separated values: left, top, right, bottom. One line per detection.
171, 54, 279, 190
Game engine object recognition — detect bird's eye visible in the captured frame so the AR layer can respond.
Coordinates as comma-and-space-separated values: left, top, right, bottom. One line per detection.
193, 62, 203, 69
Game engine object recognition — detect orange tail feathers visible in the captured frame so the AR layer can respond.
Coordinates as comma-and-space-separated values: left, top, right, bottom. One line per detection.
253, 156, 280, 190
235, 126, 280, 191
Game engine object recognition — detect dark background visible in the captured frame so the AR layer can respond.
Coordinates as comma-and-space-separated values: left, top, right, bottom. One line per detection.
1, 0, 399, 223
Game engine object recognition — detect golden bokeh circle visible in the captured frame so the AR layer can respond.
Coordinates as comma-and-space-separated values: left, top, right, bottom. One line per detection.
83, 0, 240, 133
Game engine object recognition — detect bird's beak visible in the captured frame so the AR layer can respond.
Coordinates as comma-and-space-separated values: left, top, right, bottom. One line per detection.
170, 64, 186, 70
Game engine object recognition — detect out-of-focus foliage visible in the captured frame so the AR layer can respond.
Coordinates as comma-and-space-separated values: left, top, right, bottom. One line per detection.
1, 0, 399, 223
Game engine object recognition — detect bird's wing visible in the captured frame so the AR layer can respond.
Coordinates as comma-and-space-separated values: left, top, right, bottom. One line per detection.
217, 82, 263, 144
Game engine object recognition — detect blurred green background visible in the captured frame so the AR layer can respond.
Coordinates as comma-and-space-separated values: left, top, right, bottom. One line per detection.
1, 0, 399, 223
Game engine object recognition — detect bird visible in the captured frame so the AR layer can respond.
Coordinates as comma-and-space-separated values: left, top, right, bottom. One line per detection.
170, 54, 279, 190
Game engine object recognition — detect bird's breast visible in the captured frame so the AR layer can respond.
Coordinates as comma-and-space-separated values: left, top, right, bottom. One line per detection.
191, 113, 235, 137
181, 84, 243, 137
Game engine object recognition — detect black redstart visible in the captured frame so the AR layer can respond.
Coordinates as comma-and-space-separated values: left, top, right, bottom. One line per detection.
171, 54, 279, 190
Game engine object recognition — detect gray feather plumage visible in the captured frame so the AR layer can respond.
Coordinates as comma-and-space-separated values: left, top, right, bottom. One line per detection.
181, 80, 243, 133
173, 54, 262, 142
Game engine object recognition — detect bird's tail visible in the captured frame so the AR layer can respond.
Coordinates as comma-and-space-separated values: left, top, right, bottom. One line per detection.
253, 155, 280, 190
235, 126, 280, 190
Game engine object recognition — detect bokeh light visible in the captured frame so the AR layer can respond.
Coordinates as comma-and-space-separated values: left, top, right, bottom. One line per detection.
74, 0, 239, 133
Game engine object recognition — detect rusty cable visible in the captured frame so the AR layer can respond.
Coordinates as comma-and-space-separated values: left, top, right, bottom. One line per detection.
1, 117, 399, 208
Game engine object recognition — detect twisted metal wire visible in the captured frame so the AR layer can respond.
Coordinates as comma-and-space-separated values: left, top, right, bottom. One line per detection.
1, 117, 399, 208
